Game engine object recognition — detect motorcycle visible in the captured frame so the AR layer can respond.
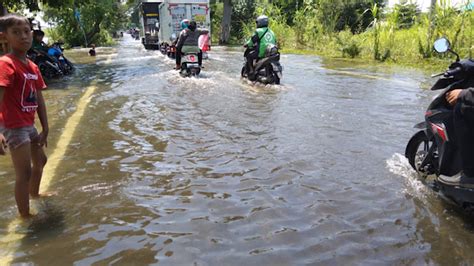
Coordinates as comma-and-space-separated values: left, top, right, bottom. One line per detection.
405, 37, 474, 210
241, 44, 283, 85
180, 52, 201, 77
48, 43, 74, 75
28, 49, 63, 79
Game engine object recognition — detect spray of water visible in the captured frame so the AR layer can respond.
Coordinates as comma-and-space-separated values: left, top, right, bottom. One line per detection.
386, 153, 433, 203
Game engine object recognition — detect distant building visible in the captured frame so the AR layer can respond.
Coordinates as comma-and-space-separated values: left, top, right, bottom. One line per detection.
387, 0, 473, 11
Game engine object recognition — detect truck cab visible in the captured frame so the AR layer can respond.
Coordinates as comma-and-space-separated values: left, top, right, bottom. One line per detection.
139, 0, 162, 50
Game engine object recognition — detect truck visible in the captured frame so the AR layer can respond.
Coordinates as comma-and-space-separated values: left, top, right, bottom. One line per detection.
138, 0, 162, 50
157, 0, 211, 57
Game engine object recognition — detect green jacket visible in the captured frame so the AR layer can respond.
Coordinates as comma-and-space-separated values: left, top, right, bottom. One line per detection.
246, 27, 276, 58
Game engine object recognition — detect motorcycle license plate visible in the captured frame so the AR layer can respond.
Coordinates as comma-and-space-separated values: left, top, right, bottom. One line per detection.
184, 55, 197, 62
187, 63, 199, 68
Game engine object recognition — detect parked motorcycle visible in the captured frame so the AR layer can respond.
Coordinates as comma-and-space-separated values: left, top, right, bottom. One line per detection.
48, 43, 74, 75
28, 49, 63, 79
241, 44, 283, 85
405, 37, 474, 210
180, 52, 201, 77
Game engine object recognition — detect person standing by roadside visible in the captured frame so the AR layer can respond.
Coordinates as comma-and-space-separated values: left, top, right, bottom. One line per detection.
0, 14, 49, 219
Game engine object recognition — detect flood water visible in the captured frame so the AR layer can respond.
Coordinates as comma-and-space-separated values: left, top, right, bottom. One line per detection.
1, 36, 474, 265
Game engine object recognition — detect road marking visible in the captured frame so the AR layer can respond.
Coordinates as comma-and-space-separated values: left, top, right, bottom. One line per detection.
0, 84, 97, 265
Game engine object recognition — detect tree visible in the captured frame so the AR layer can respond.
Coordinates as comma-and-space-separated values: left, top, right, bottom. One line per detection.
230, 0, 255, 41
0, 0, 73, 12
43, 0, 128, 47
219, 0, 232, 44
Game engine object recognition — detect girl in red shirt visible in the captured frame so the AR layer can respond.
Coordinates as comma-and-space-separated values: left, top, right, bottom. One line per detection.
0, 14, 49, 218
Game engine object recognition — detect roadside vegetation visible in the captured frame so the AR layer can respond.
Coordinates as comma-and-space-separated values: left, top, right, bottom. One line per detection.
211, 0, 473, 68
1, 0, 472, 68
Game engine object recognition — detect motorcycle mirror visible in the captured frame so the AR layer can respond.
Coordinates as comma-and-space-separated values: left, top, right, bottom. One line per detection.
433, 38, 450, 53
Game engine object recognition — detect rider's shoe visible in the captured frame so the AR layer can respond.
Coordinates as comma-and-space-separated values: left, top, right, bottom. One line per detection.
174, 64, 181, 70
438, 173, 474, 188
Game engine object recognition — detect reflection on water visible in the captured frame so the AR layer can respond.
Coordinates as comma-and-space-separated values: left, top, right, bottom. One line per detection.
1, 36, 474, 264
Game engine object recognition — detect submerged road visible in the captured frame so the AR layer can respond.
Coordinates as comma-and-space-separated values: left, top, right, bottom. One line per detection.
1, 36, 473, 264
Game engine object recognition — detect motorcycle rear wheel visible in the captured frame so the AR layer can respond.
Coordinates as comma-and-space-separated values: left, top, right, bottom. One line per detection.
405, 130, 436, 174
273, 71, 280, 85
241, 66, 247, 78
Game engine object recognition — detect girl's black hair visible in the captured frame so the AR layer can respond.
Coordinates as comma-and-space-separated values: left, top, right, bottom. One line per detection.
0, 14, 31, 33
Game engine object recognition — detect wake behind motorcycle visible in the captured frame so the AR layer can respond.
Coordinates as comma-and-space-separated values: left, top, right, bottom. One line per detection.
405, 37, 474, 210
241, 44, 283, 85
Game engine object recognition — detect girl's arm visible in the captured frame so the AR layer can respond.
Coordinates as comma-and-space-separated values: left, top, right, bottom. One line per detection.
36, 90, 49, 147
0, 87, 6, 155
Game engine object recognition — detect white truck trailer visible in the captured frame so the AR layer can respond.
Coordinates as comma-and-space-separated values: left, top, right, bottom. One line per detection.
139, 0, 162, 50
157, 0, 211, 57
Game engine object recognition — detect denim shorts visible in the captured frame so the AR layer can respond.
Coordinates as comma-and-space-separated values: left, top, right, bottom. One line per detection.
0, 124, 40, 150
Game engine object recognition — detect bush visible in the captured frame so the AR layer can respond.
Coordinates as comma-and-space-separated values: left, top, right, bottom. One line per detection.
342, 42, 361, 58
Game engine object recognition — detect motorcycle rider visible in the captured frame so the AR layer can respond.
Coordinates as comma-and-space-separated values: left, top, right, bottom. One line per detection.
32, 30, 48, 53
174, 19, 190, 70
439, 81, 474, 187
243, 15, 277, 79
175, 20, 209, 70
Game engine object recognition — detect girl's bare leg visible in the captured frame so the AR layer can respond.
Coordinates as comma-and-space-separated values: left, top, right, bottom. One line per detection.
10, 143, 32, 218
30, 143, 47, 198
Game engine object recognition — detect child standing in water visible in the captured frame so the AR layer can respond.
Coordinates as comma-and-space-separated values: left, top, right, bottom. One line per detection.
0, 14, 49, 218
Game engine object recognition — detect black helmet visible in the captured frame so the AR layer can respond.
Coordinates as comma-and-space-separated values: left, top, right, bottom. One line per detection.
256, 15, 269, 28
188, 21, 197, 31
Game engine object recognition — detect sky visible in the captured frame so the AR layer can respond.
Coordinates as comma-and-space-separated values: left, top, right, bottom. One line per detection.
387, 0, 472, 11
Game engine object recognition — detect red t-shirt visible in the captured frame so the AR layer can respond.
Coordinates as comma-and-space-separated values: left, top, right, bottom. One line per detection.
0, 54, 47, 128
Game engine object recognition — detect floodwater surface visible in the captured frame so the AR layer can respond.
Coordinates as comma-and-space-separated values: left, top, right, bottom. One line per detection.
1, 36, 473, 265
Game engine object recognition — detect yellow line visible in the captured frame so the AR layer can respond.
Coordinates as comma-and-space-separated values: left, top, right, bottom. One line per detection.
0, 85, 98, 265
40, 86, 96, 190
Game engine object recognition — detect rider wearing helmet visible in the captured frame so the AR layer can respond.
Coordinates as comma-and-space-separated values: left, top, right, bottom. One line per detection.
32, 30, 48, 53
244, 15, 277, 77
180, 19, 190, 31
175, 20, 209, 70
173, 19, 189, 69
